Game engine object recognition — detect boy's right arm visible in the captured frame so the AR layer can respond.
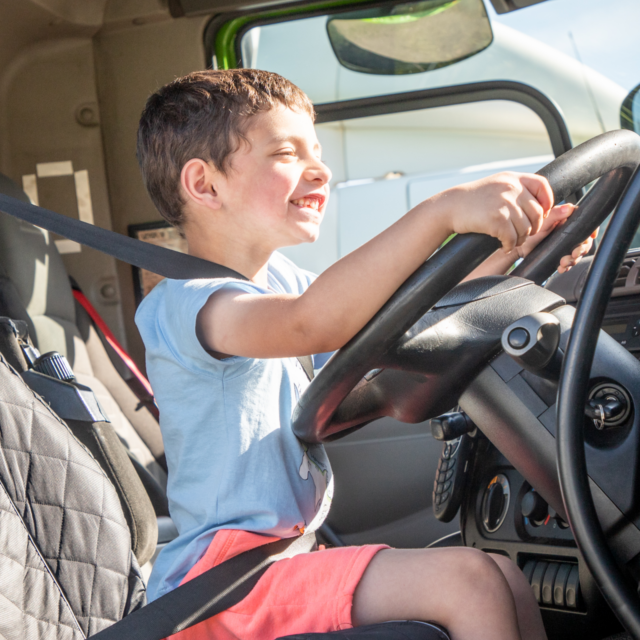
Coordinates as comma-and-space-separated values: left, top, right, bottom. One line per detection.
197, 172, 553, 359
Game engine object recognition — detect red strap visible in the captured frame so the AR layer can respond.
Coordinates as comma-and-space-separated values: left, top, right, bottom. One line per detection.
72, 289, 154, 397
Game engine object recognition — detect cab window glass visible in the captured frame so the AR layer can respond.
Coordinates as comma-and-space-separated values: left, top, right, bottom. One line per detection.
237, 0, 640, 267
240, 0, 638, 147
282, 101, 553, 274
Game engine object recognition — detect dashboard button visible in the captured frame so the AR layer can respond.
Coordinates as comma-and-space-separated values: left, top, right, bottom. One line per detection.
553, 563, 572, 607
508, 328, 530, 349
542, 563, 560, 605
530, 561, 548, 603
565, 565, 580, 609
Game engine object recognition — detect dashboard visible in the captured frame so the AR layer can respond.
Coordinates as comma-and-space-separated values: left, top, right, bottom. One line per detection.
456, 250, 640, 640
549, 248, 640, 359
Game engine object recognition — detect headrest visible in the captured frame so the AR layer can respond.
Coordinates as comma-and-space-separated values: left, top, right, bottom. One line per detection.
0, 174, 30, 204
0, 174, 76, 331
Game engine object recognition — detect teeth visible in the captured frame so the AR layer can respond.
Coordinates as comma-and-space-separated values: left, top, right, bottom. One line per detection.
292, 198, 319, 210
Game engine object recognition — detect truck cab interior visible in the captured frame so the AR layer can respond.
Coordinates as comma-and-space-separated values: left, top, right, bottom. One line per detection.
1, 0, 640, 638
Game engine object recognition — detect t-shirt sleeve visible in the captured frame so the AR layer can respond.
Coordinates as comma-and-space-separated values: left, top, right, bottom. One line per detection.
138, 278, 263, 373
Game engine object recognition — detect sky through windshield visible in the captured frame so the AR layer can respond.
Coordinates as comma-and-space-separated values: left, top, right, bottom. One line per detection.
491, 0, 640, 92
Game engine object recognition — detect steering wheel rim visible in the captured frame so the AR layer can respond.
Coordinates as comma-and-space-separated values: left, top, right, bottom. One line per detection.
293, 130, 640, 444
558, 163, 640, 637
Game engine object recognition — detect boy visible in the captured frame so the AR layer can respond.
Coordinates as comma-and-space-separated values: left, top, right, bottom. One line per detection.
136, 69, 593, 640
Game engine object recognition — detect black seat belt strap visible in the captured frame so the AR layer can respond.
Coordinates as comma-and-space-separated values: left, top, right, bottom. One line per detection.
90, 532, 317, 640
0, 194, 245, 280
0, 193, 316, 379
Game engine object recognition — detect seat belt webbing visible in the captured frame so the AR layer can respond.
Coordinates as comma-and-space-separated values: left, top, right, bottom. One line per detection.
72, 288, 155, 397
90, 532, 317, 640
297, 354, 315, 381
0, 194, 245, 280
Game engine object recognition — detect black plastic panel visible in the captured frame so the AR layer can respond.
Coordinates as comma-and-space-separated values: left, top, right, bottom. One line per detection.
318, 278, 563, 437
460, 304, 640, 565
460, 443, 622, 640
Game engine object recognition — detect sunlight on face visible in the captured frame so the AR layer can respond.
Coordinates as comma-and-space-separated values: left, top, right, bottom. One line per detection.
219, 106, 332, 250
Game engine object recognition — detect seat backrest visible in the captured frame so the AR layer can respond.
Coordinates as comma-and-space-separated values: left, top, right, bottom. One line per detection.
0, 174, 167, 491
0, 352, 145, 638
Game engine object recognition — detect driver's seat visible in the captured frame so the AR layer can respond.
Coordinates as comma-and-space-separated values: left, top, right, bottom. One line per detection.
0, 173, 168, 494
0, 327, 449, 639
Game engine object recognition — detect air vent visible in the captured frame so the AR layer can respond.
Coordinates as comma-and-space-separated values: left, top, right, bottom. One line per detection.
613, 258, 637, 289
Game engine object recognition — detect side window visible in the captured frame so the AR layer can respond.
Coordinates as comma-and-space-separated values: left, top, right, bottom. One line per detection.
233, 1, 628, 272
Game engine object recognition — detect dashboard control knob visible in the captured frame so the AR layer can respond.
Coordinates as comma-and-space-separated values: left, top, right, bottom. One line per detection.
486, 484, 504, 526
482, 474, 510, 533
508, 328, 530, 349
521, 490, 548, 524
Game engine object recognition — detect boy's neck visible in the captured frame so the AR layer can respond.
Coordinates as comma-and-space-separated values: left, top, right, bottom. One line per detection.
184, 222, 272, 288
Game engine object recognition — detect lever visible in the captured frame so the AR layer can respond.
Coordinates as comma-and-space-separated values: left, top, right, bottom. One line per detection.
430, 411, 475, 441
502, 312, 562, 380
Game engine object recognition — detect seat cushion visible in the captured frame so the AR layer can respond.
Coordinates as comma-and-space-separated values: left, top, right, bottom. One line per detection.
0, 178, 167, 488
277, 621, 450, 639
0, 353, 145, 635
0, 478, 84, 640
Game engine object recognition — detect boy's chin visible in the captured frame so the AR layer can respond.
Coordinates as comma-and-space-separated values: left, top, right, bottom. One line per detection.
283, 235, 319, 248
286, 225, 320, 246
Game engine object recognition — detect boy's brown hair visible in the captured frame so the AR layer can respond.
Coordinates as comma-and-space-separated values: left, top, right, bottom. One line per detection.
137, 69, 314, 228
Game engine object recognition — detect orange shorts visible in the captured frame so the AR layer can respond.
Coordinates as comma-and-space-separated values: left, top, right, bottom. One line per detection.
168, 529, 389, 640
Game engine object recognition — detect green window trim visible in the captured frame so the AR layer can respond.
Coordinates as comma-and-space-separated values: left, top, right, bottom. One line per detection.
213, 0, 383, 69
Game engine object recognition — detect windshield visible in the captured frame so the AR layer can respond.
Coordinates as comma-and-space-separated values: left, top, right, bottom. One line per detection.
243, 1, 635, 138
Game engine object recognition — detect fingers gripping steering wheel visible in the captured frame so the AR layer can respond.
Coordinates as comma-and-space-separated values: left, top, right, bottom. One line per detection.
292, 130, 640, 444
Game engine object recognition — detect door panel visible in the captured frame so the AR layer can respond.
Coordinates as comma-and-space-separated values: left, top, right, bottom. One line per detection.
325, 418, 458, 547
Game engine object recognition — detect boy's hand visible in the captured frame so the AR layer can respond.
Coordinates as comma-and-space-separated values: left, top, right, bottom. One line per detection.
517, 203, 597, 273
445, 172, 554, 253
461, 196, 597, 282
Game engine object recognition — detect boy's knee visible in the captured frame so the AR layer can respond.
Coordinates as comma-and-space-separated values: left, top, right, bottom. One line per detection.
488, 552, 535, 600
488, 552, 520, 579
450, 548, 512, 596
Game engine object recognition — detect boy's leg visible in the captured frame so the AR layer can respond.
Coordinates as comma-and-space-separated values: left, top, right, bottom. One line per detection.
488, 553, 547, 640
352, 547, 546, 640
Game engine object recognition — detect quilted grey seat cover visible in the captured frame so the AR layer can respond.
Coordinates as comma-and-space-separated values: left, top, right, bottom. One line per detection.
0, 354, 145, 638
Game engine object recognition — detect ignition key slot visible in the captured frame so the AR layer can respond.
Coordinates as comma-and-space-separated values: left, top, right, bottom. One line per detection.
584, 381, 633, 448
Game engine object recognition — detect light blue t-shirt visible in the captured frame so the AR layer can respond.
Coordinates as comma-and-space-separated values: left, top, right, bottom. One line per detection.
136, 252, 334, 601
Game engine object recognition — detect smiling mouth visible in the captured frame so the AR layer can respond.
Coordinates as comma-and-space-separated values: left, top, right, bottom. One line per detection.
290, 195, 325, 211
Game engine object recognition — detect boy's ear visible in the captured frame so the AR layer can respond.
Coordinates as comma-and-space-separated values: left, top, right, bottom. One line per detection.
180, 159, 222, 210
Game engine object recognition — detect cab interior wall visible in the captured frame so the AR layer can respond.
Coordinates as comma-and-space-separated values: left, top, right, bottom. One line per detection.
0, 0, 211, 369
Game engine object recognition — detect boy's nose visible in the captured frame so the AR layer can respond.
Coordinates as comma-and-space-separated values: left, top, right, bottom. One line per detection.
305, 159, 332, 185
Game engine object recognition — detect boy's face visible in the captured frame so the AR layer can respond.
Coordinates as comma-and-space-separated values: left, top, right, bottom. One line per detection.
214, 106, 331, 249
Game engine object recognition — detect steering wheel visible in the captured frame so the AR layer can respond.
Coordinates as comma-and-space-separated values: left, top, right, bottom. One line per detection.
558, 152, 640, 634
293, 129, 640, 443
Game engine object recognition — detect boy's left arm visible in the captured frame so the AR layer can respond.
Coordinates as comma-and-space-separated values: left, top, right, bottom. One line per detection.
464, 203, 597, 281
